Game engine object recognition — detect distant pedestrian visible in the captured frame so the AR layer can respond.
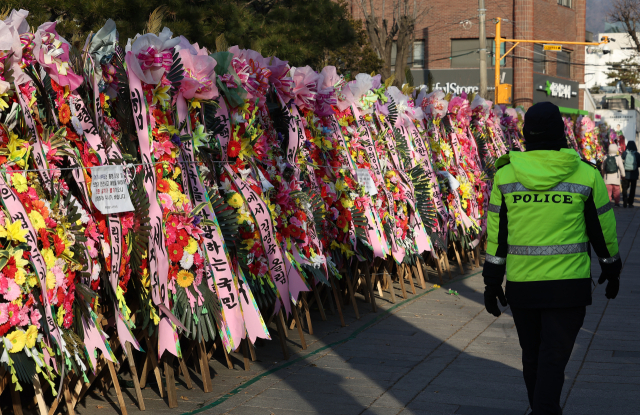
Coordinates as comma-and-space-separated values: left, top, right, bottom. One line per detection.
601, 143, 625, 207
483, 102, 621, 415
621, 141, 640, 208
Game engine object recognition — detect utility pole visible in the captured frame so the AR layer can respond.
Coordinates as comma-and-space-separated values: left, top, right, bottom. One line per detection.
478, 0, 487, 99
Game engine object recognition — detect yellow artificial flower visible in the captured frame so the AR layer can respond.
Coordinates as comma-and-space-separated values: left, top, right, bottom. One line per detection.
173, 166, 181, 179
7, 132, 27, 162
0, 219, 27, 243
228, 193, 244, 209
190, 99, 201, 110
176, 270, 194, 288
341, 198, 354, 209
28, 210, 46, 231
185, 238, 198, 255
41, 248, 56, 270
335, 179, 347, 192
46, 271, 56, 290
7, 329, 27, 353
28, 275, 38, 287
459, 181, 472, 200
237, 207, 251, 224
168, 190, 182, 203
57, 308, 65, 326
25, 325, 38, 349
239, 137, 257, 160
14, 269, 25, 286
158, 124, 180, 136
12, 173, 28, 193
152, 82, 171, 107
166, 179, 179, 192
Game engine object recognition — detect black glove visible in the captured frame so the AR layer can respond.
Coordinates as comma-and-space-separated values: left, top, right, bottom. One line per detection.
484, 285, 507, 317
598, 273, 620, 299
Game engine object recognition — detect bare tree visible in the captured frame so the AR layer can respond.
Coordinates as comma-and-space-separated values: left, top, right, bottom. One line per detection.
609, 0, 640, 52
358, 0, 429, 86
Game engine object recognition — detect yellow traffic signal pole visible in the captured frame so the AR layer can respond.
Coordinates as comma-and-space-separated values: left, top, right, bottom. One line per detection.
494, 17, 610, 105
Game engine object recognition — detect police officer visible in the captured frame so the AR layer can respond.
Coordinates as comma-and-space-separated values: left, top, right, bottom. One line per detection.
483, 102, 621, 415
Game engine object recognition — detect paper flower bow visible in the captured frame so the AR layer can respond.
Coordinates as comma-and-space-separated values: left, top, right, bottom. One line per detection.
34, 22, 83, 91
127, 27, 181, 85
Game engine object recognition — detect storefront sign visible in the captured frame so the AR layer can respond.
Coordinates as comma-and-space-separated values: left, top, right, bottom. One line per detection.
533, 74, 579, 109
411, 69, 513, 95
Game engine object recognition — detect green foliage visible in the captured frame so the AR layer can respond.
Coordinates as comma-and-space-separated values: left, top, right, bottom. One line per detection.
6, 0, 370, 69
605, 57, 640, 93
322, 18, 384, 77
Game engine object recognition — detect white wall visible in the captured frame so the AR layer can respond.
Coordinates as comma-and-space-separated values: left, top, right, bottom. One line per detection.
584, 32, 639, 90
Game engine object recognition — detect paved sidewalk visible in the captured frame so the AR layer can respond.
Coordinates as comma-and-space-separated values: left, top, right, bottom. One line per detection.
77, 207, 640, 415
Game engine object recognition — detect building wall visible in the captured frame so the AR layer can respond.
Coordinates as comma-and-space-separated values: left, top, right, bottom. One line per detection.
347, 0, 586, 110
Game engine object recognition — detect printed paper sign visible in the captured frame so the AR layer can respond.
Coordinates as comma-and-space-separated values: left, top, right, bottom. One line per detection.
356, 168, 378, 196
91, 165, 134, 214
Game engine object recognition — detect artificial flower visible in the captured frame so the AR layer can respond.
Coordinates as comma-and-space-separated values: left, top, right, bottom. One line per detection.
176, 270, 194, 288
228, 193, 244, 209
6, 329, 27, 353
0, 219, 27, 243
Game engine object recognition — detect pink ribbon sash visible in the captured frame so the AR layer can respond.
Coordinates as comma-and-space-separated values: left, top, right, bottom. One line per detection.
126, 52, 179, 359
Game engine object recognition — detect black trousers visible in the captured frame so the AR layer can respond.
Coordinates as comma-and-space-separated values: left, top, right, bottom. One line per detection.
621, 178, 637, 206
511, 306, 586, 415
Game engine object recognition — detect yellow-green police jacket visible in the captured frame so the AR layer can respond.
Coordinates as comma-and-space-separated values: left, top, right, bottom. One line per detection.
482, 149, 621, 308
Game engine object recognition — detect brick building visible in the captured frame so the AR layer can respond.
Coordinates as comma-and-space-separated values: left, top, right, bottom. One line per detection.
348, 0, 587, 112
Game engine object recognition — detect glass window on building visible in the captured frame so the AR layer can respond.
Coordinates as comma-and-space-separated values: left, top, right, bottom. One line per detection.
557, 0, 571, 8
451, 39, 481, 68
556, 51, 571, 78
390, 41, 416, 68
413, 41, 425, 68
533, 44, 546, 74
451, 39, 504, 68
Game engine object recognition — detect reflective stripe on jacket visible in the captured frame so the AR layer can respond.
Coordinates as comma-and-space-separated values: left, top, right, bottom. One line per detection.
484, 149, 620, 286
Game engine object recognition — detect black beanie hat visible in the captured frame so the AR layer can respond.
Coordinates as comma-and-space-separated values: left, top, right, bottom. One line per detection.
523, 102, 567, 151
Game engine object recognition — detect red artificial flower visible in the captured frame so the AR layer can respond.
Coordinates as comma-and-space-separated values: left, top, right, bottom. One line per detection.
281, 226, 291, 239
4, 257, 16, 279
288, 225, 301, 239
175, 229, 189, 247
168, 243, 184, 262
58, 103, 71, 125
336, 216, 348, 230
157, 179, 170, 193
295, 210, 307, 222
228, 140, 241, 158
53, 234, 66, 257
38, 228, 51, 249
156, 164, 165, 179
0, 323, 10, 337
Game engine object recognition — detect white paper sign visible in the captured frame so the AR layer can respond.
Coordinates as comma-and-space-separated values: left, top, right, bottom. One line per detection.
90, 165, 134, 214
356, 168, 378, 196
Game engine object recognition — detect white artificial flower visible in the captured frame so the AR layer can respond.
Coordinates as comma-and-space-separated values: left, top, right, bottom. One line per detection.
91, 262, 101, 281
221, 178, 233, 192
179, 251, 194, 269
71, 116, 84, 136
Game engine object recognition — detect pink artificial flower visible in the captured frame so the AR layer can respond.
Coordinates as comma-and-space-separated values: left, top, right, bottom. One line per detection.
86, 239, 98, 259
153, 140, 174, 159
0, 276, 7, 295
8, 303, 21, 325
0, 303, 8, 325
158, 193, 174, 212
4, 279, 21, 302
120, 213, 135, 234
30, 308, 42, 328
18, 306, 30, 327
